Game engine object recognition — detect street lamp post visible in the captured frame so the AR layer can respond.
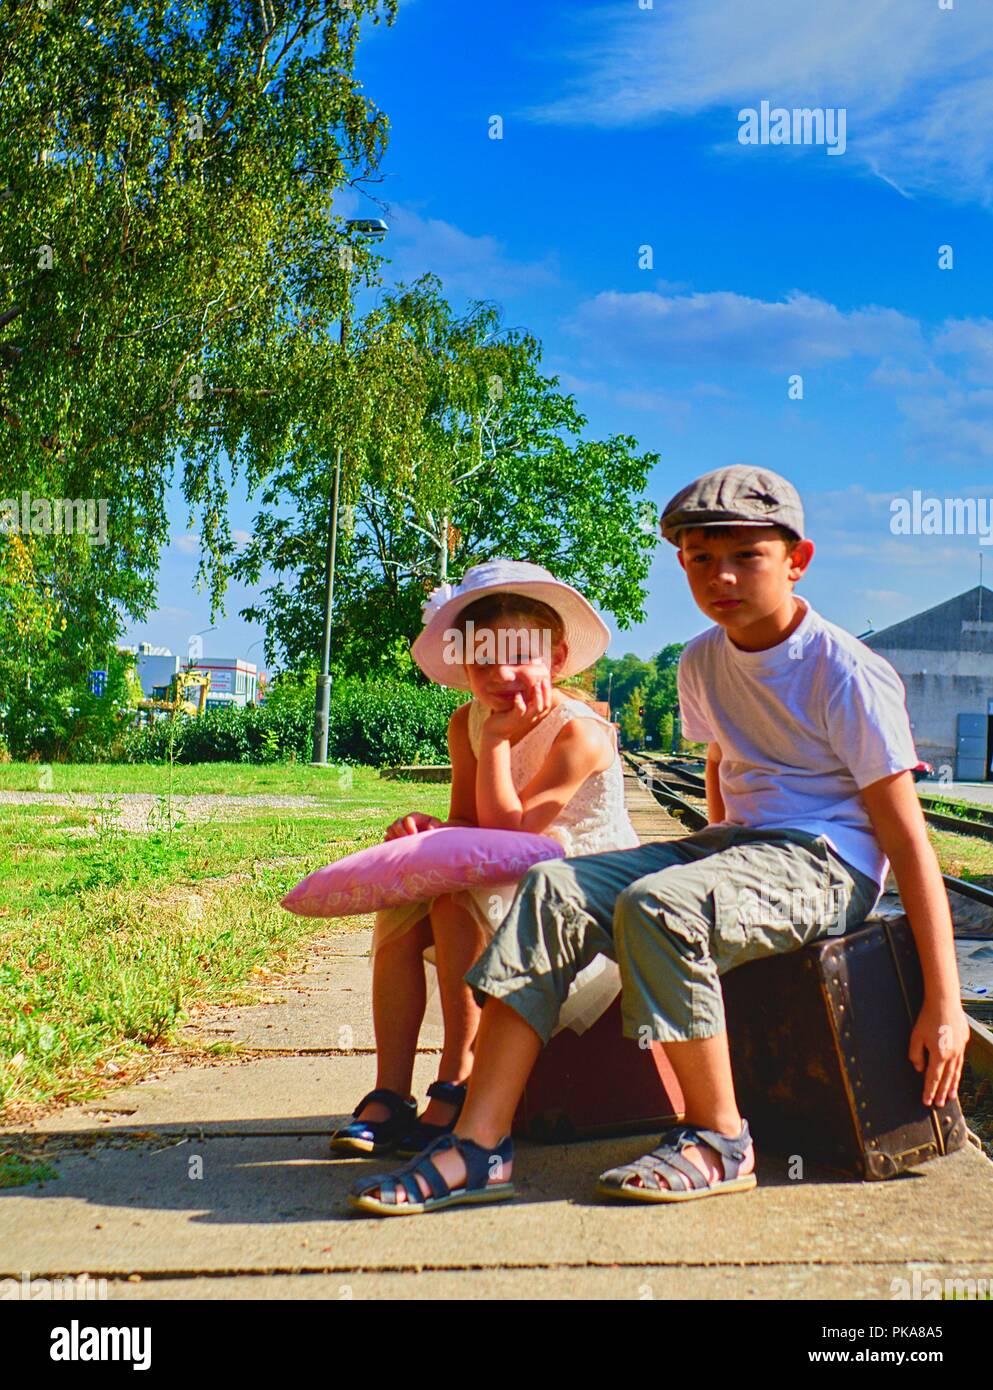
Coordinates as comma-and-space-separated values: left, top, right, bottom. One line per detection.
312, 218, 388, 765
244, 638, 264, 705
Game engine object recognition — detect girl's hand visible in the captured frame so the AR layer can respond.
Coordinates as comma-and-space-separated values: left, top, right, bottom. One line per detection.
481, 673, 553, 743
384, 812, 444, 841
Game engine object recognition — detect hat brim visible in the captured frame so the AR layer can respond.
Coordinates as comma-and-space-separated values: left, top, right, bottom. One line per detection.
411, 580, 611, 689
661, 515, 802, 546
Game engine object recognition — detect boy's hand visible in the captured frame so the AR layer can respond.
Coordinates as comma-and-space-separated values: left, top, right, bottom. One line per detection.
909, 998, 970, 1106
384, 813, 444, 841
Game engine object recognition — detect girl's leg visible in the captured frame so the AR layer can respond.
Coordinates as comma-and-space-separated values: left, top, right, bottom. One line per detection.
417, 892, 487, 1127
357, 914, 433, 1123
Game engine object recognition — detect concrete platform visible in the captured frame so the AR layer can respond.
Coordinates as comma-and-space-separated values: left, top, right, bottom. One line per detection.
94, 1261, 993, 1301
1, 1131, 990, 1282
2, 770, 991, 1301
177, 952, 445, 1053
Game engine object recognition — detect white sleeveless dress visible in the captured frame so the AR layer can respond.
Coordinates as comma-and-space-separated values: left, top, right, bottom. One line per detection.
371, 693, 641, 1035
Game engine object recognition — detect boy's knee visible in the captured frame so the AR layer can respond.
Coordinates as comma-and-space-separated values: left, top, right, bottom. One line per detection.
498, 858, 587, 953
614, 878, 705, 947
613, 881, 656, 934
519, 858, 572, 904
527, 857, 563, 885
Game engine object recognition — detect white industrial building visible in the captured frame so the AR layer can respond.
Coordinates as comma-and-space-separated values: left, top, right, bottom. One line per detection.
118, 645, 259, 708
863, 585, 993, 780
119, 642, 181, 698
195, 658, 259, 709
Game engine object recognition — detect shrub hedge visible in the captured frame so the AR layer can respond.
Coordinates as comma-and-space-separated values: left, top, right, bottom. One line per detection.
114, 677, 467, 766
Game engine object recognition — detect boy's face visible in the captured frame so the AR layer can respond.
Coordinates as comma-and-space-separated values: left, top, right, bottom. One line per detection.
676, 525, 814, 632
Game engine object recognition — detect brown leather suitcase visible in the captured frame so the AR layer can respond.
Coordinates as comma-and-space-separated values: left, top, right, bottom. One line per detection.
722, 915, 970, 1179
512, 997, 685, 1141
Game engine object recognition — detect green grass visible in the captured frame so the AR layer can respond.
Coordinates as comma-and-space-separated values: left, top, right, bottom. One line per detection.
0, 763, 448, 1119
926, 826, 993, 891
0, 1150, 59, 1189
920, 793, 993, 823
0, 760, 364, 799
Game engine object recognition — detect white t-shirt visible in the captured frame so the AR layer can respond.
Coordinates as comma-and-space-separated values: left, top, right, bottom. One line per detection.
677, 596, 919, 895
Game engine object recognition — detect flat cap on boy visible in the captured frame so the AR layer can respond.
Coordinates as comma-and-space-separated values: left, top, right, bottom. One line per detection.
659, 465, 804, 547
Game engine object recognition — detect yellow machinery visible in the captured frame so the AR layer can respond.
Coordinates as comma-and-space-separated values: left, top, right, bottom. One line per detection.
135, 669, 211, 725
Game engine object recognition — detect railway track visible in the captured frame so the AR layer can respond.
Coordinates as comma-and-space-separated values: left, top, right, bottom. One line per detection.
625, 753, 708, 830
918, 794, 993, 843
635, 751, 993, 844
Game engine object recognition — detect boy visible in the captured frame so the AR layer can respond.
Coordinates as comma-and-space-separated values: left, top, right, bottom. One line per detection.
349, 465, 969, 1214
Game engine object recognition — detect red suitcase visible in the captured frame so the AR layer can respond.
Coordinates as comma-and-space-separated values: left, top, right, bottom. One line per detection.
512, 997, 685, 1141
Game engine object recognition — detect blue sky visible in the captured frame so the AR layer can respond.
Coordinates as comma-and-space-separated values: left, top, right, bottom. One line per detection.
130, 0, 993, 671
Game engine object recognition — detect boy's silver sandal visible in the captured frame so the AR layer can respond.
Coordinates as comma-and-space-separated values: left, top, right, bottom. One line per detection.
597, 1120, 757, 1203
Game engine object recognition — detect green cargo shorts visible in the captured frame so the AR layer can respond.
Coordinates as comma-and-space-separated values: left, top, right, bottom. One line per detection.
464, 825, 880, 1046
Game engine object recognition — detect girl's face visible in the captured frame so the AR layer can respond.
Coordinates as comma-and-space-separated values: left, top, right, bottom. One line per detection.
462, 613, 566, 709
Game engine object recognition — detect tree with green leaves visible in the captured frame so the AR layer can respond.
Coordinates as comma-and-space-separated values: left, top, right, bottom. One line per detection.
596, 653, 655, 718
618, 683, 646, 750
644, 642, 682, 747
0, 532, 143, 759
235, 274, 663, 677
0, 0, 397, 641
599, 643, 684, 749
1, 1, 401, 749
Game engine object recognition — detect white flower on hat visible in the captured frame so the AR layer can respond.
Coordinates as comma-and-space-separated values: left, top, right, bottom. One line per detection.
421, 581, 456, 625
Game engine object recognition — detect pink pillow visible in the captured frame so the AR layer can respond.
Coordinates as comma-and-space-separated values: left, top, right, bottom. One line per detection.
281, 826, 565, 918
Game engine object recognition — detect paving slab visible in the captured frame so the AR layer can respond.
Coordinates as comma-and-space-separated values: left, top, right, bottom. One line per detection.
1, 1129, 991, 1278
1, 1055, 440, 1139
299, 928, 378, 958
178, 960, 439, 1052
925, 782, 993, 810
178, 931, 445, 1051
622, 767, 686, 841
92, 1262, 993, 1300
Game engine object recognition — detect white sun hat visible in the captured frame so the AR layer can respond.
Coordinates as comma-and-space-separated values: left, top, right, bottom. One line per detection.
410, 558, 611, 690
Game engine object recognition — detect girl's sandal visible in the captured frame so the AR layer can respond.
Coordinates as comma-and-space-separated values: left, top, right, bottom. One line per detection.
348, 1131, 515, 1217
394, 1079, 468, 1158
596, 1119, 757, 1204
329, 1088, 418, 1157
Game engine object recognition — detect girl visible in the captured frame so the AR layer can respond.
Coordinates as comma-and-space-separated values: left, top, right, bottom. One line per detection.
329, 558, 640, 1157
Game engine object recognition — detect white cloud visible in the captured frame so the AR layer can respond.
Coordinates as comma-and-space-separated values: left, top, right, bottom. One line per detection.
859, 589, 906, 606
898, 386, 993, 464
530, 0, 993, 206
567, 288, 922, 369
563, 284, 993, 463
383, 203, 560, 299
547, 360, 734, 422
547, 367, 609, 398
171, 533, 201, 556
806, 483, 993, 573
932, 318, 993, 383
